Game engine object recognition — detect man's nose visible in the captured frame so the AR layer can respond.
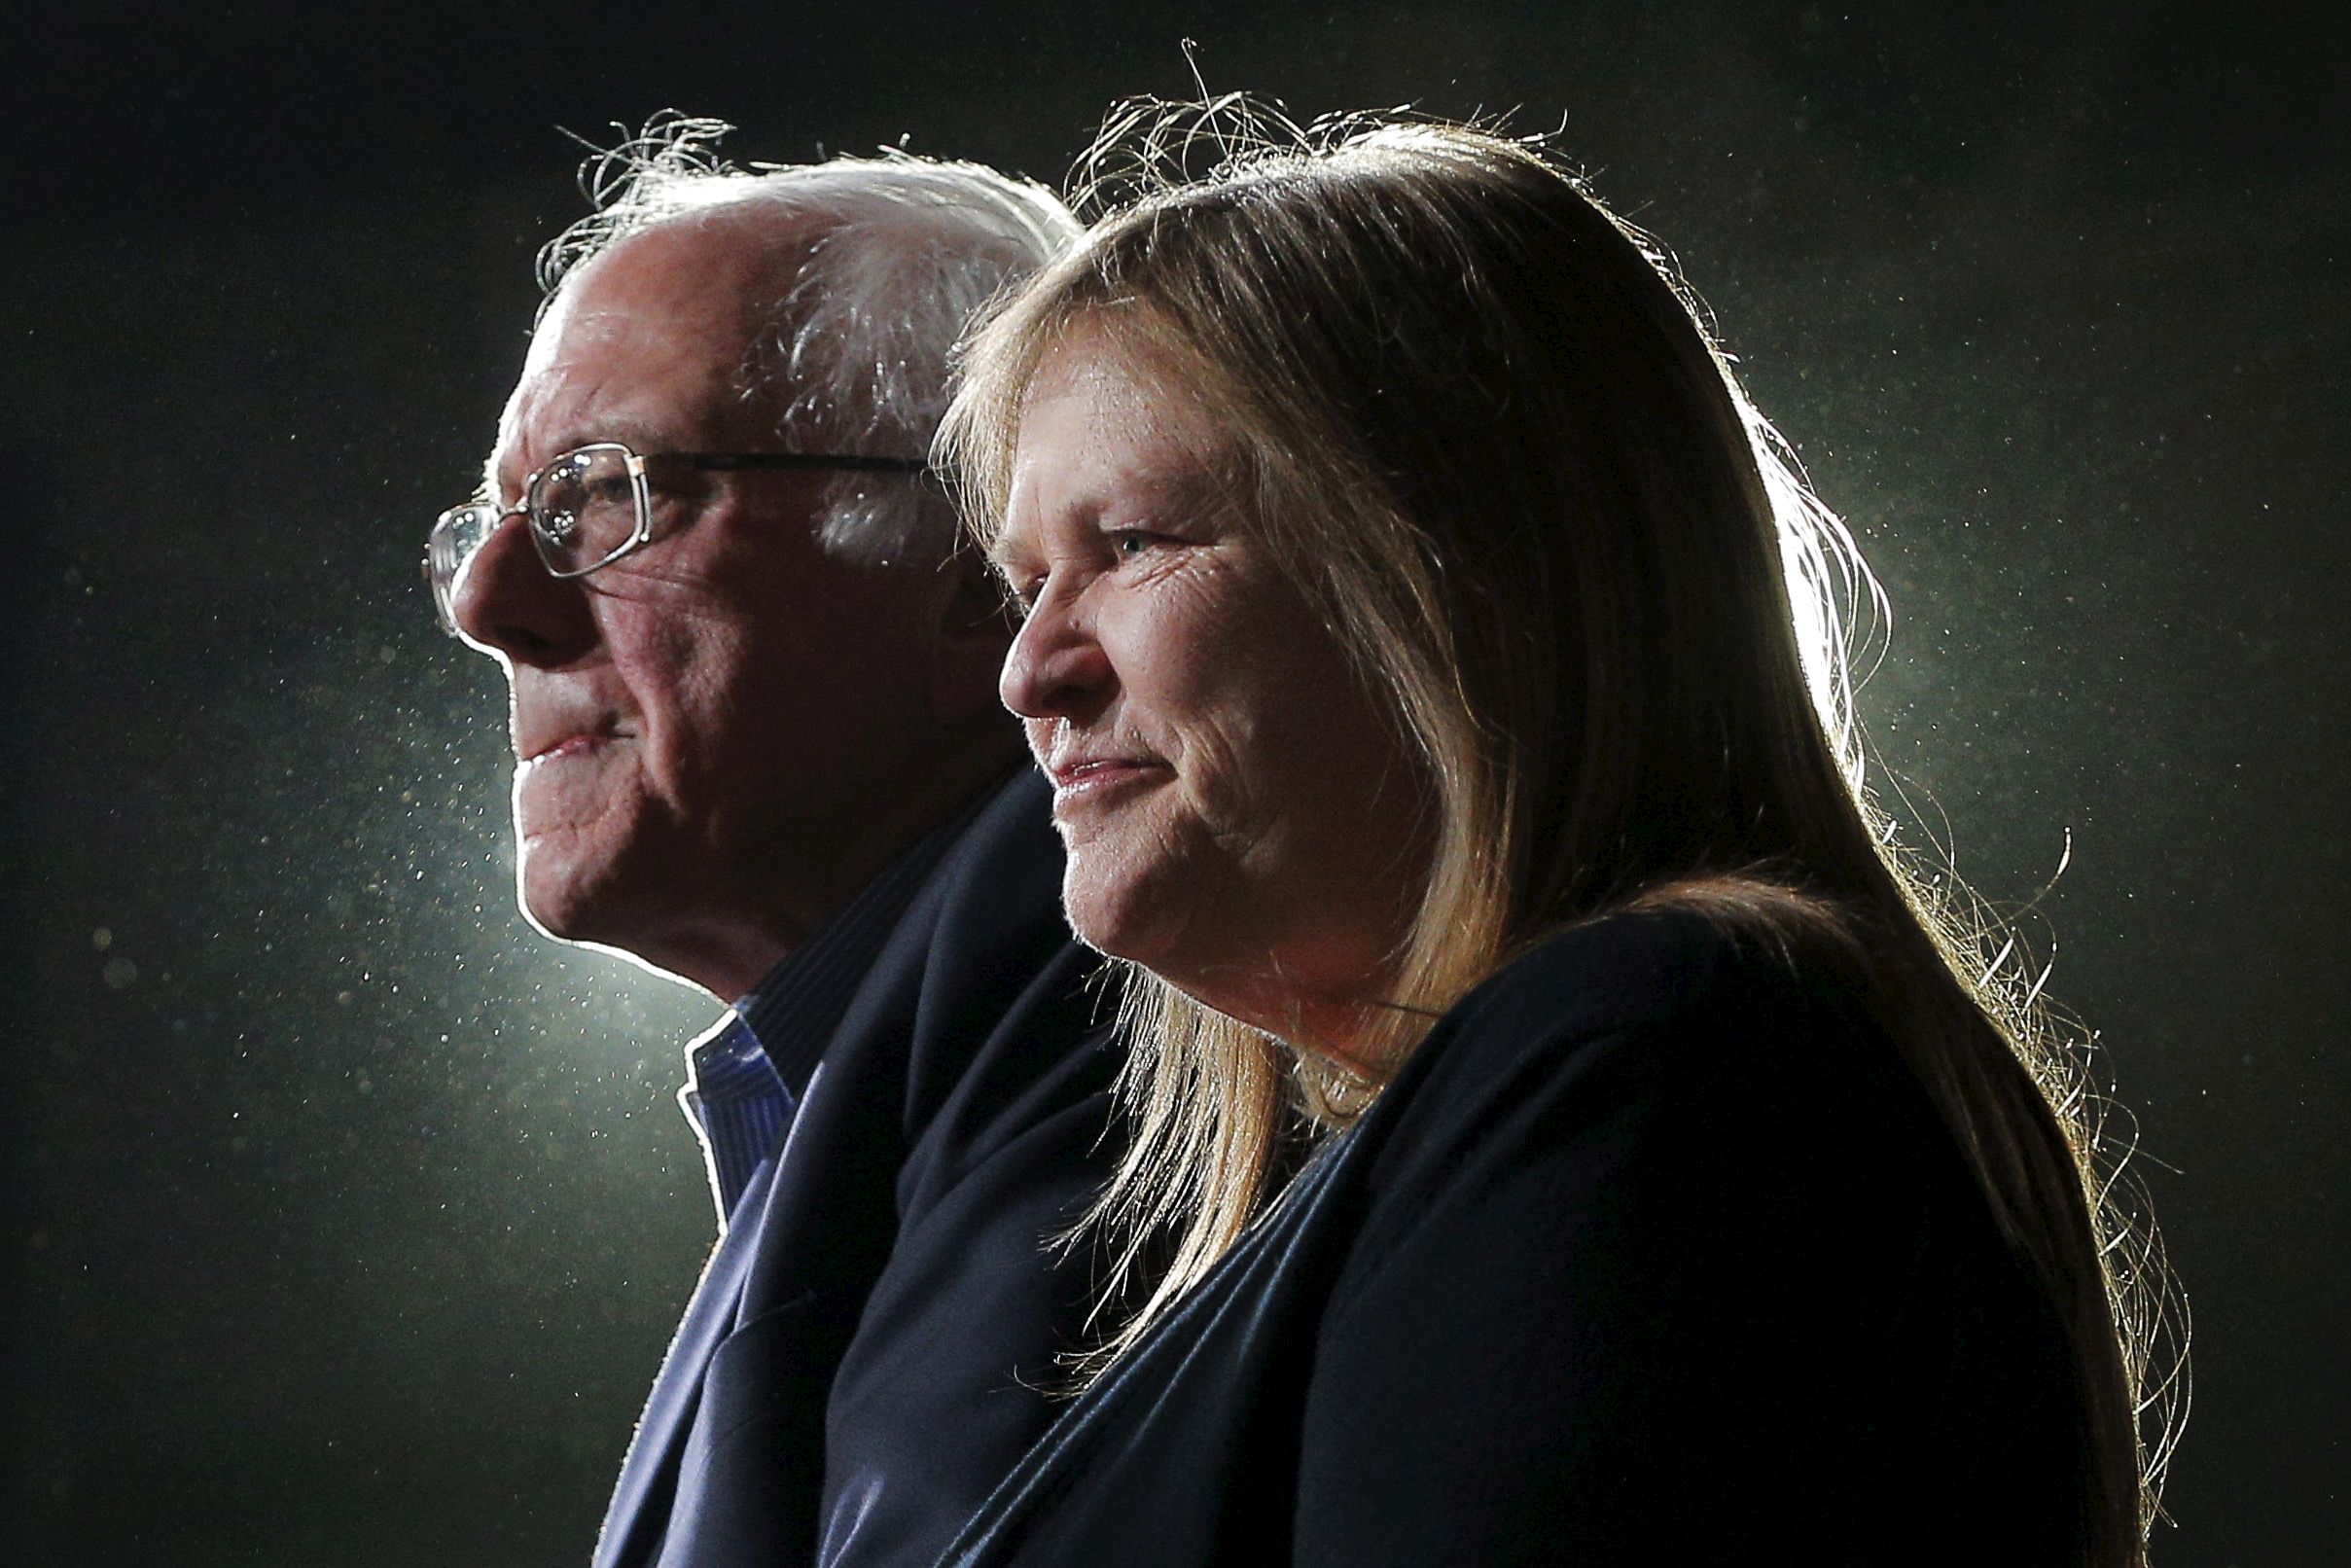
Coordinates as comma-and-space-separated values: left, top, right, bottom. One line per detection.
999, 588, 1114, 722
449, 512, 596, 665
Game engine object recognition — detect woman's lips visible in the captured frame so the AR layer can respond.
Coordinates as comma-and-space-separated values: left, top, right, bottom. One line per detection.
1048, 756, 1165, 807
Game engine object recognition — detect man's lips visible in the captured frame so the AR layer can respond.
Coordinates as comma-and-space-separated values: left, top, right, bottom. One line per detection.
518, 731, 625, 766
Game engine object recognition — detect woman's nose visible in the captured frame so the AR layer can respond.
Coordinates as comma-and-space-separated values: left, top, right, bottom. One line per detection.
999, 587, 1114, 722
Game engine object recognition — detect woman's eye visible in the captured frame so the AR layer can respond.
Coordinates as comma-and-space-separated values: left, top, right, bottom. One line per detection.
1000, 529, 1171, 614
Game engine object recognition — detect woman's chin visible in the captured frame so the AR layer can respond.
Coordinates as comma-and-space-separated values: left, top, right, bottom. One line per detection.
1060, 881, 1153, 966
1060, 860, 1197, 974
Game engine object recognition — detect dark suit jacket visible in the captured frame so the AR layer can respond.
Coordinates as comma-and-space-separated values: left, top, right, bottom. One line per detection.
938, 910, 2089, 1566
593, 769, 1118, 1568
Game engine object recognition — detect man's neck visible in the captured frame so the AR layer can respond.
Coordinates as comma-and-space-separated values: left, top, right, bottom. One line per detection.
634, 753, 1024, 1000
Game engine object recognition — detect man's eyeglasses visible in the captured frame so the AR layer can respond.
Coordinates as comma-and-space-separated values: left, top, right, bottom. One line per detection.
423, 441, 930, 636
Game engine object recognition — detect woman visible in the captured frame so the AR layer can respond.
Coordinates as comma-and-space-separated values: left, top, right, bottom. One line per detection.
937, 107, 2167, 1566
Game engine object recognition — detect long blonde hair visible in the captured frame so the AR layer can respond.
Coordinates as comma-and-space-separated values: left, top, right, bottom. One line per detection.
941, 103, 2178, 1565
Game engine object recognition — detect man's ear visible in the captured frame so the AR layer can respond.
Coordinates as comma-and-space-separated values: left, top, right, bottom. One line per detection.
927, 548, 1015, 725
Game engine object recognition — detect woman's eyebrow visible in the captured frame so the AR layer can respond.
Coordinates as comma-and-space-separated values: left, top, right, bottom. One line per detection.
980, 529, 1036, 577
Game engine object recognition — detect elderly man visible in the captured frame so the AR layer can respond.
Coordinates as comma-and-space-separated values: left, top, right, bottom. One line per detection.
425, 125, 1111, 1567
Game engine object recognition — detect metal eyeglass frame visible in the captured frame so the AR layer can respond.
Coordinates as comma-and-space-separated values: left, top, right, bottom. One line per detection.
423, 440, 931, 636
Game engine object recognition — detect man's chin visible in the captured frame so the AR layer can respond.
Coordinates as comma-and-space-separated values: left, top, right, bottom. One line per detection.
516, 837, 626, 947
517, 833, 713, 970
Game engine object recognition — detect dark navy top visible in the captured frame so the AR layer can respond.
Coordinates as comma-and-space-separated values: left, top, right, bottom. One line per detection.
935, 909, 2087, 1566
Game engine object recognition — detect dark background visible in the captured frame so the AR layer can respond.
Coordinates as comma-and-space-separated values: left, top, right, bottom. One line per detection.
8, 2, 2341, 1562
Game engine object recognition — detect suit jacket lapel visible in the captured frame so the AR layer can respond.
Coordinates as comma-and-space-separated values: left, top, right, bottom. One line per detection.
592, 1152, 780, 1568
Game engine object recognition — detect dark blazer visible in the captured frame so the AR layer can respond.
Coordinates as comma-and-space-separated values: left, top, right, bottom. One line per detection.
593, 769, 1119, 1568
938, 910, 2088, 1566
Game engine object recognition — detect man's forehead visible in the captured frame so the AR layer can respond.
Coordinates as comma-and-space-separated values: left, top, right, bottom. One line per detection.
540, 225, 775, 375
489, 218, 798, 481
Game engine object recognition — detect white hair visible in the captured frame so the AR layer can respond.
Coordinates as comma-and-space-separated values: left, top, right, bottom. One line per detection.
539, 113, 1080, 565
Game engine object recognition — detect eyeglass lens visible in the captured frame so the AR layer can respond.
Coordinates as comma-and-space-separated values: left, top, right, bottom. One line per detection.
528, 445, 642, 577
428, 505, 497, 631
428, 445, 646, 632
